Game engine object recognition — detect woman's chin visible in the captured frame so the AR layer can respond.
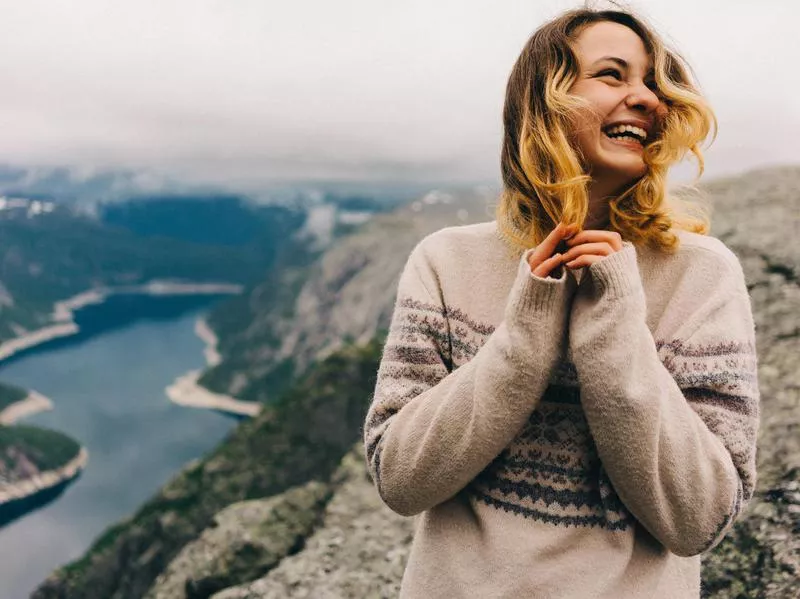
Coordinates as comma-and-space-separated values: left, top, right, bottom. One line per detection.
590, 160, 647, 191
597, 147, 647, 177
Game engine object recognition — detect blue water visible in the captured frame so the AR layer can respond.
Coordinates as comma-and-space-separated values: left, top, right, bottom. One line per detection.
0, 295, 239, 598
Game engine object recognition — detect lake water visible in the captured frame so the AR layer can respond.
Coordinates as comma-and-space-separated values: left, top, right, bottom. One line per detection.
0, 294, 239, 599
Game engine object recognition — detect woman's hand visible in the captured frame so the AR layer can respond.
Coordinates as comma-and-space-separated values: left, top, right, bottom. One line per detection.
527, 222, 578, 278
561, 229, 623, 269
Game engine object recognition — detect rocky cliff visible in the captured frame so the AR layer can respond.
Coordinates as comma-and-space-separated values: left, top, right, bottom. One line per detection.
199, 168, 800, 598
198, 187, 496, 400
36, 169, 800, 598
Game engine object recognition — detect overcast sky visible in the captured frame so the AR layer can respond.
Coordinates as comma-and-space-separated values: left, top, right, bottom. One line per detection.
0, 0, 796, 188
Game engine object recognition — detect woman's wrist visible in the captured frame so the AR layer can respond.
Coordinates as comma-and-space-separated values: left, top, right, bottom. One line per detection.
586, 243, 643, 299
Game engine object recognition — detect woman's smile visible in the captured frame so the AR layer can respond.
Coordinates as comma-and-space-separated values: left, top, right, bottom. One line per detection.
601, 130, 644, 151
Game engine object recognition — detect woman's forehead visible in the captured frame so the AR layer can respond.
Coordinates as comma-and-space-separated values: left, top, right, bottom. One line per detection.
572, 21, 653, 72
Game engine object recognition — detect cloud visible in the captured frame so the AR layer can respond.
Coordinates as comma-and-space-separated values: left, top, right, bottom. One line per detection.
0, 0, 796, 185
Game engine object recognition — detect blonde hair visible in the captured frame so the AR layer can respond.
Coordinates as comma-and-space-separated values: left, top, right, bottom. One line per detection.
495, 6, 716, 254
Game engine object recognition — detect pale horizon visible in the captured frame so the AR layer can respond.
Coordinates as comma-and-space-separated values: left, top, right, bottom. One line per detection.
0, 0, 796, 190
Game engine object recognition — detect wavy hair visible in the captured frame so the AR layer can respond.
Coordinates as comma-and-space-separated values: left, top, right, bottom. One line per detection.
495, 5, 717, 254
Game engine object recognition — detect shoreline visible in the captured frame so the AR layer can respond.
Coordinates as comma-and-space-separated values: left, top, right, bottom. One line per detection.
165, 370, 261, 418
194, 318, 222, 368
0, 391, 54, 425
0, 280, 243, 365
0, 282, 242, 525
164, 317, 262, 418
0, 281, 243, 423
0, 447, 89, 506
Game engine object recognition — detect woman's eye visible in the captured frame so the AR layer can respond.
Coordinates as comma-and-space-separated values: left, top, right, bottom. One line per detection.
598, 69, 622, 80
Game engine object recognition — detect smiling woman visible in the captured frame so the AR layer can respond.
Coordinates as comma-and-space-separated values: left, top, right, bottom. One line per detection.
364, 5, 759, 599
497, 7, 715, 252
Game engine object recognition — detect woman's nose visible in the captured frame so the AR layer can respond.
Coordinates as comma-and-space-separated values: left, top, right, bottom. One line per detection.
625, 82, 661, 113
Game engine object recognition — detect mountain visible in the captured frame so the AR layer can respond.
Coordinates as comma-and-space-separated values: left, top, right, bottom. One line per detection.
198, 188, 494, 400
100, 195, 304, 248
0, 196, 314, 347
33, 169, 800, 598
0, 163, 438, 209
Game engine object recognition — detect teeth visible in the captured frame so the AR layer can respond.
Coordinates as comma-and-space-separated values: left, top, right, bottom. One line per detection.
604, 124, 647, 141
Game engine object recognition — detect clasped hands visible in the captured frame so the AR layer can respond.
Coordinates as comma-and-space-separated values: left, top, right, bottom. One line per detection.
527, 222, 623, 279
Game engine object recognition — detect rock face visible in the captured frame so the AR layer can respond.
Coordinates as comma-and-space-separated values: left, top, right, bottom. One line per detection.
697, 166, 800, 597
213, 446, 414, 599
145, 481, 332, 599
281, 189, 495, 375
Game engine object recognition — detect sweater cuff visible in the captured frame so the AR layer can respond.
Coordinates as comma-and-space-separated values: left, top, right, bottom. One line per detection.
586, 242, 642, 299
505, 249, 573, 322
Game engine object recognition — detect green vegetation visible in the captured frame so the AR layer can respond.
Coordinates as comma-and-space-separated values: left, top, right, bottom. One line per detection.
0, 424, 81, 475
32, 338, 384, 599
0, 203, 303, 345
100, 195, 305, 249
0, 381, 28, 412
198, 235, 324, 397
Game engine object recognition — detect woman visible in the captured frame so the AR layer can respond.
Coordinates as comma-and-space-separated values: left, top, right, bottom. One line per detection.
363, 7, 759, 598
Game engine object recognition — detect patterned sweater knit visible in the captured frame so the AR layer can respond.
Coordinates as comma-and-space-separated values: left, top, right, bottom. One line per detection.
363, 220, 760, 598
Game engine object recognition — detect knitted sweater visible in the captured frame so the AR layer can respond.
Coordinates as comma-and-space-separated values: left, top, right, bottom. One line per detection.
363, 220, 759, 599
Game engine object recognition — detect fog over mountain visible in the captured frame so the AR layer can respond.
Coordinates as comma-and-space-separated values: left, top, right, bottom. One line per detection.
0, 0, 796, 188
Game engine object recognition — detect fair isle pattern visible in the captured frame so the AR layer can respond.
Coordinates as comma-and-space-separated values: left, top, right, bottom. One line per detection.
467, 383, 635, 531
366, 294, 758, 530
656, 338, 760, 507
366, 294, 629, 530
365, 296, 485, 488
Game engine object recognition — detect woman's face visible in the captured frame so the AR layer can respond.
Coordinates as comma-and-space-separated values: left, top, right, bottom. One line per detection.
567, 21, 666, 192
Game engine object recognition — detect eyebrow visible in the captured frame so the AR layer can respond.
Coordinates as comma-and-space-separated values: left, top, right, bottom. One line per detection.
592, 56, 654, 76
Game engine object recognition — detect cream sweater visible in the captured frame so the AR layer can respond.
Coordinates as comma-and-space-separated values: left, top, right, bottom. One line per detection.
363, 220, 759, 598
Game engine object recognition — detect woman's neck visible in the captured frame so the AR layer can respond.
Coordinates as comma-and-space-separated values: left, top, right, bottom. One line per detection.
585, 200, 610, 230
585, 177, 635, 230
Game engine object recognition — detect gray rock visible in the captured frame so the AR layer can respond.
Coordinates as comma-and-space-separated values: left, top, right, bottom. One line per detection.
145, 480, 332, 599
213, 444, 415, 599
698, 166, 800, 596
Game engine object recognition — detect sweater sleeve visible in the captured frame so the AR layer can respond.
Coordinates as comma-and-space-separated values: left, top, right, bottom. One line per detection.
568, 242, 760, 557
363, 238, 576, 517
